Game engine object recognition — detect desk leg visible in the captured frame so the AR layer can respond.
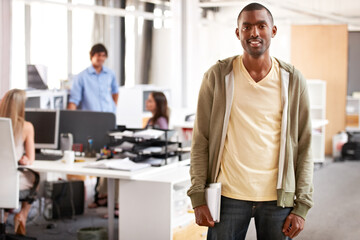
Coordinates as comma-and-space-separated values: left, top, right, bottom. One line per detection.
107, 178, 115, 240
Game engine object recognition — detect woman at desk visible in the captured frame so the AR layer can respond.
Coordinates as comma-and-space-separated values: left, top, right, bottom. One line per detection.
88, 91, 169, 213
145, 91, 169, 129
0, 89, 36, 235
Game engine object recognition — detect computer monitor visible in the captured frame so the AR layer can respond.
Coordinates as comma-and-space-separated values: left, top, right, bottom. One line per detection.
25, 96, 41, 108
25, 109, 60, 149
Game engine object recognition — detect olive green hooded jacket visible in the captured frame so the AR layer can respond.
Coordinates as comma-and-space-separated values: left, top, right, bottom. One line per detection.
187, 56, 314, 219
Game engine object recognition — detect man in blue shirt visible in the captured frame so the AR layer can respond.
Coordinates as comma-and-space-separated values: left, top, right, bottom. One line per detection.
68, 43, 119, 114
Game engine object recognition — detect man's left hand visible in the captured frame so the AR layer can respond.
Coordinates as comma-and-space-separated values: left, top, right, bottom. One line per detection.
282, 213, 305, 238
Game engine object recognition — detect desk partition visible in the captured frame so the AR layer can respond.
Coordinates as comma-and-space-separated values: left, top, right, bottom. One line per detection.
58, 110, 116, 152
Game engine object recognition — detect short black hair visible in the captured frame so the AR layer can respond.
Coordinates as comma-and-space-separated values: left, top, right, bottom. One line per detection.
237, 3, 274, 26
90, 43, 108, 58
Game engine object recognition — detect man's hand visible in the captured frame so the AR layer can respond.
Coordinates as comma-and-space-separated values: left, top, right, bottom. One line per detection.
282, 213, 305, 238
194, 205, 215, 227
67, 102, 77, 110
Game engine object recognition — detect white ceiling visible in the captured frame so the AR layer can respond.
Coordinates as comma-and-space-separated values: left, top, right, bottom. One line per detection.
20, 0, 360, 30
198, 0, 360, 30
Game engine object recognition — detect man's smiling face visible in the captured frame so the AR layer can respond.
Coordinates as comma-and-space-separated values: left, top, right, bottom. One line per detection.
236, 9, 277, 58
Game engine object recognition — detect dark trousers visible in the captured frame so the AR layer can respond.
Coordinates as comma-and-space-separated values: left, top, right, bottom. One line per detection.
207, 196, 292, 240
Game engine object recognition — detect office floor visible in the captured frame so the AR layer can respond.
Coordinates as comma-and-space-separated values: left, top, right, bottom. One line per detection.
4, 159, 360, 240
4, 177, 118, 240
5, 206, 115, 240
245, 159, 360, 240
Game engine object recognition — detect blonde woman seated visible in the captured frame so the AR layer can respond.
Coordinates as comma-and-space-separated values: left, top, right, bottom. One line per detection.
0, 89, 36, 235
145, 91, 169, 129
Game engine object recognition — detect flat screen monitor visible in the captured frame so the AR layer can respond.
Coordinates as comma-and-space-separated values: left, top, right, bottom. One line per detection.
25, 109, 60, 149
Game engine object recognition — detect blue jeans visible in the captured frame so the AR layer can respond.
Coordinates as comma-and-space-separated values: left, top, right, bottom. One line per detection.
207, 196, 292, 240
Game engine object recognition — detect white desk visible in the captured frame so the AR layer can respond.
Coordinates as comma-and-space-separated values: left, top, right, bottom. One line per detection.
28, 159, 191, 240
119, 162, 192, 240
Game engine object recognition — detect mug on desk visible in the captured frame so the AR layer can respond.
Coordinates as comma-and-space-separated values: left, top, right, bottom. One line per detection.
63, 150, 75, 164
60, 133, 73, 152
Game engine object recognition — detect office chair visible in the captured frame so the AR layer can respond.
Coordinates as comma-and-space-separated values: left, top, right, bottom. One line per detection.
0, 118, 37, 240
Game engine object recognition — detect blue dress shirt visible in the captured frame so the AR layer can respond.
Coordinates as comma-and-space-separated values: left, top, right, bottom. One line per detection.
69, 65, 119, 114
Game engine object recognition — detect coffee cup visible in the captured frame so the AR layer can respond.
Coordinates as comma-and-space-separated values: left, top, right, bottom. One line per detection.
63, 150, 75, 165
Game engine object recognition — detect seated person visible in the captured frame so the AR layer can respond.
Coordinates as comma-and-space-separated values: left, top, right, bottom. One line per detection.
145, 91, 169, 129
88, 91, 170, 213
0, 89, 37, 235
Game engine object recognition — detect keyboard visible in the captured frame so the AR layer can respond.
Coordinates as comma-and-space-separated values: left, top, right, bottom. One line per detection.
35, 152, 63, 161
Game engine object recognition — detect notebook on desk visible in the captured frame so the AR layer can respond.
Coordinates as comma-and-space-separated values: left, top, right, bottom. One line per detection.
85, 158, 151, 171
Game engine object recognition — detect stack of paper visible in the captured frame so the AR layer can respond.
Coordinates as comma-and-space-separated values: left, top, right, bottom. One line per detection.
109, 130, 134, 139
133, 129, 164, 139
205, 183, 221, 222
114, 141, 135, 151
85, 158, 150, 171
140, 146, 164, 154
142, 157, 164, 166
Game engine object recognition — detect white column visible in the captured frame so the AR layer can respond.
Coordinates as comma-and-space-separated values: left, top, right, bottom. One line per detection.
184, 0, 200, 109
0, 0, 12, 96
109, 0, 121, 84
170, 0, 200, 109
67, 0, 73, 79
25, 4, 30, 65
134, 0, 141, 85
169, 0, 180, 108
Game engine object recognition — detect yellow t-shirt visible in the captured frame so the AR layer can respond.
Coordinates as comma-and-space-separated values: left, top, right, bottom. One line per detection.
217, 55, 282, 201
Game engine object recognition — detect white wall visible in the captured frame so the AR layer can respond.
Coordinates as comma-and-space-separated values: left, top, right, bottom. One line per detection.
150, 5, 292, 110
271, 23, 291, 62
150, 29, 173, 95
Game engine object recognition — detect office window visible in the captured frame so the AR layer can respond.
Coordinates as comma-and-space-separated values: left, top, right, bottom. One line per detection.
124, 5, 136, 87
10, 0, 174, 91
30, 1, 68, 89
153, 8, 162, 29
72, 0, 95, 75
163, 10, 173, 29
11, 0, 96, 89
